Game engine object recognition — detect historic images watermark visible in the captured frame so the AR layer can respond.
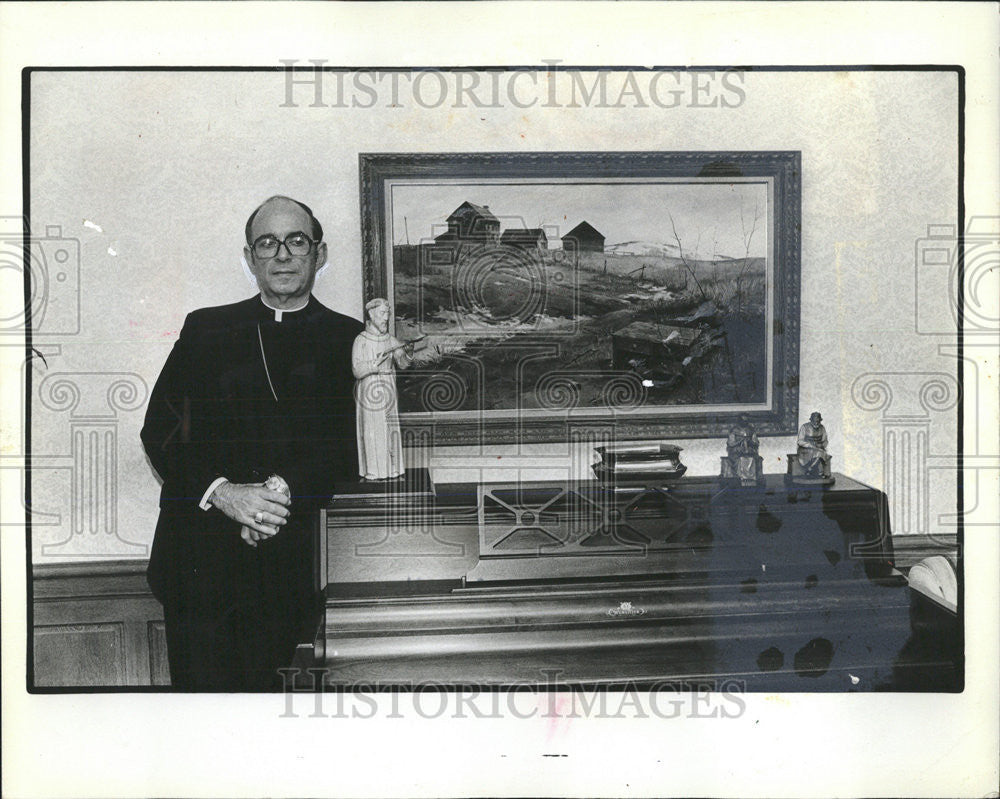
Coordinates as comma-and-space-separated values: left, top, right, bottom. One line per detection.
279, 61, 746, 110
2, 214, 150, 558
277, 671, 748, 720
850, 216, 1000, 549
0, 215, 81, 339
914, 216, 999, 337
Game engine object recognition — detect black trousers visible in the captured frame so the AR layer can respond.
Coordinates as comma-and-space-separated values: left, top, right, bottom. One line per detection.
152, 516, 317, 691
162, 597, 307, 691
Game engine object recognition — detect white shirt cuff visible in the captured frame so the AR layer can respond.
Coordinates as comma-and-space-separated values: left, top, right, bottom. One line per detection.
199, 477, 229, 510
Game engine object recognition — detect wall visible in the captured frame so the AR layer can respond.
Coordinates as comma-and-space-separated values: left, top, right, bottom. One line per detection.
25, 69, 960, 562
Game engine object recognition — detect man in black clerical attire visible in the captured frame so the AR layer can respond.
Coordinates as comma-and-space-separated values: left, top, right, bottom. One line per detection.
141, 196, 362, 690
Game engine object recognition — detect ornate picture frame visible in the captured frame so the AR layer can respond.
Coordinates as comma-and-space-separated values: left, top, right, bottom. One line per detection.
359, 151, 800, 445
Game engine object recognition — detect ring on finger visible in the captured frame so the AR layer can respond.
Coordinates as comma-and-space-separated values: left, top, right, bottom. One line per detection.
254, 511, 263, 524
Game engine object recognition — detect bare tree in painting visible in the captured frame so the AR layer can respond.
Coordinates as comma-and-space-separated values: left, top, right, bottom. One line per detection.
736, 200, 762, 316
667, 212, 710, 303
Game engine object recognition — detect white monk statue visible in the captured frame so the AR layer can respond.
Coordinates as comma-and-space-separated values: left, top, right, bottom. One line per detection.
352, 298, 414, 480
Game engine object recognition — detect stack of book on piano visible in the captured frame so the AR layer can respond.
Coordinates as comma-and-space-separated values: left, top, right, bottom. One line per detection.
592, 442, 687, 483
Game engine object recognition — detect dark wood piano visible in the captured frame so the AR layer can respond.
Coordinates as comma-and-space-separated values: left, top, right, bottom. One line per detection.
294, 472, 962, 691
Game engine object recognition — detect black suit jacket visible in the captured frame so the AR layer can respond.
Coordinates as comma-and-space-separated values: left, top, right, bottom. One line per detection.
141, 294, 362, 613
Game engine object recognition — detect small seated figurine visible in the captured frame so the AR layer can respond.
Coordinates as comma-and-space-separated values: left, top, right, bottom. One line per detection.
787, 411, 835, 485
720, 413, 764, 486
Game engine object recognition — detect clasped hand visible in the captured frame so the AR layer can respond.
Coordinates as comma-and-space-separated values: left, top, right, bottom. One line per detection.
210, 481, 291, 547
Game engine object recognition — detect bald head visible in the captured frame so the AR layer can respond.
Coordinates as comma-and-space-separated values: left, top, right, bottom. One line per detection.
245, 195, 323, 245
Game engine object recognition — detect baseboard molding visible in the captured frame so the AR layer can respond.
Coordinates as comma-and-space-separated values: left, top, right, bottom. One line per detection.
890, 533, 959, 570
33, 558, 152, 597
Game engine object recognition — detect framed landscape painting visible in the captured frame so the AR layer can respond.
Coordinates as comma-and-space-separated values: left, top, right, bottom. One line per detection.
359, 151, 801, 445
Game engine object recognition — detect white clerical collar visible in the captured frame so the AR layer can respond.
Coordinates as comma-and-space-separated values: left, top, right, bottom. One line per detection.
260, 295, 308, 323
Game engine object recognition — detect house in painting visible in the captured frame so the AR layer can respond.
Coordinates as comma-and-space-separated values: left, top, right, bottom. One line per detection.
433, 201, 501, 244
499, 228, 548, 251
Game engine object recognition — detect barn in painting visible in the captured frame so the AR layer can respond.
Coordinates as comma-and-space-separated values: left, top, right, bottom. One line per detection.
561, 220, 605, 253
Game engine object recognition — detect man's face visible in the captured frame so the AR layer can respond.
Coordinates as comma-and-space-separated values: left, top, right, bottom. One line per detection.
245, 199, 327, 305
810, 413, 822, 426
369, 302, 390, 333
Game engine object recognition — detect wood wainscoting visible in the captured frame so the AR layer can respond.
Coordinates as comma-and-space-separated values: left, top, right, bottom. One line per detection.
31, 560, 169, 689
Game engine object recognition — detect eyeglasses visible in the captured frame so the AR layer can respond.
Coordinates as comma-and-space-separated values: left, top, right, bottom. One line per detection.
251, 231, 317, 259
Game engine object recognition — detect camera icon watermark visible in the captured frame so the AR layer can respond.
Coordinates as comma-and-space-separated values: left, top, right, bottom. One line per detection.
0, 216, 81, 337
914, 215, 999, 335
401, 214, 579, 339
